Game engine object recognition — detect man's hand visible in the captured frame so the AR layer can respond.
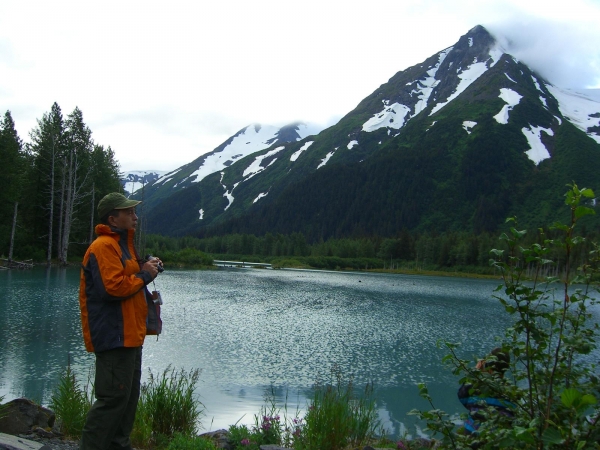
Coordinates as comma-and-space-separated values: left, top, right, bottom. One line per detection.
142, 258, 162, 278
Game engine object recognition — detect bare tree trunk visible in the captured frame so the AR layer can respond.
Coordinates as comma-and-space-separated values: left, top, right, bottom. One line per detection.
57, 154, 67, 264
60, 146, 91, 265
46, 142, 57, 267
60, 147, 75, 265
8, 202, 18, 263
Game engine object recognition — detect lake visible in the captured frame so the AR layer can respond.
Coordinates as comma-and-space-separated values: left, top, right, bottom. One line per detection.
1, 266, 590, 438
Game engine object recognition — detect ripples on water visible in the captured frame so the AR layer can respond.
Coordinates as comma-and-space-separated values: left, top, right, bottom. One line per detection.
2, 267, 597, 436
139, 269, 510, 434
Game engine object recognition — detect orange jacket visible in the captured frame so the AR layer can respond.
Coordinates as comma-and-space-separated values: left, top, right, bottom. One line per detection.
79, 224, 154, 352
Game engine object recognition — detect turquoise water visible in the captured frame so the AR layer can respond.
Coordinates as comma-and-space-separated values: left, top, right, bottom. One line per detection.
1, 266, 590, 437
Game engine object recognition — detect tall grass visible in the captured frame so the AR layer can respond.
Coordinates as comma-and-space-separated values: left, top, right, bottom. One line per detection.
48, 361, 384, 449
228, 386, 302, 450
294, 377, 381, 450
49, 364, 93, 437
132, 365, 204, 448
165, 432, 217, 450
47, 362, 205, 448
228, 372, 382, 450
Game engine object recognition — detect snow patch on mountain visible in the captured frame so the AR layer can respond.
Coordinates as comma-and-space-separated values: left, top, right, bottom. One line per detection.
412, 48, 452, 116
243, 146, 285, 180
362, 101, 411, 132
121, 170, 168, 195
184, 123, 323, 186
317, 149, 337, 169
362, 48, 452, 134
187, 125, 282, 185
530, 76, 549, 108
223, 183, 239, 211
295, 123, 325, 140
463, 121, 477, 134
347, 140, 358, 149
523, 126, 554, 164
494, 88, 523, 124
430, 43, 504, 115
531, 76, 543, 92
253, 192, 268, 203
155, 168, 180, 185
290, 141, 314, 162
546, 85, 600, 144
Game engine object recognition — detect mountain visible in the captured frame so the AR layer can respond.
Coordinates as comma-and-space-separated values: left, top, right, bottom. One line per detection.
132, 121, 323, 211
121, 170, 168, 196
139, 25, 600, 239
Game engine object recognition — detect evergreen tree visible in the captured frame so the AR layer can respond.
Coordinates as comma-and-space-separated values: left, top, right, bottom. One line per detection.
58, 107, 94, 264
87, 144, 121, 243
27, 102, 67, 265
0, 111, 25, 260
25, 104, 121, 264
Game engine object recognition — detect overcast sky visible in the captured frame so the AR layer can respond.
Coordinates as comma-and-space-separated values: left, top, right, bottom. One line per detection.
1, 0, 599, 172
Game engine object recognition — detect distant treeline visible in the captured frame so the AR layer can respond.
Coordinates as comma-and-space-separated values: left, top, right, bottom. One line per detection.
145, 226, 600, 274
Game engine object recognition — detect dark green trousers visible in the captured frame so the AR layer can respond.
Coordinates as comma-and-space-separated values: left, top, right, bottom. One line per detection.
80, 346, 142, 450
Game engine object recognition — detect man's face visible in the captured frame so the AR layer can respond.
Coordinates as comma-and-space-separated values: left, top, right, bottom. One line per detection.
109, 207, 138, 230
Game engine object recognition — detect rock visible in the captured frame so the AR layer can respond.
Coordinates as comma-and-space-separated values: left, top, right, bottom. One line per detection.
0, 432, 48, 450
199, 429, 232, 449
30, 429, 53, 440
0, 399, 55, 436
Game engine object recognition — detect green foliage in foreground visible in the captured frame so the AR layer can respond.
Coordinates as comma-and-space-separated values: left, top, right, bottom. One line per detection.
49, 364, 93, 438
228, 372, 382, 450
294, 377, 381, 450
49, 364, 204, 449
166, 432, 217, 450
227, 388, 294, 450
411, 184, 600, 449
132, 366, 204, 448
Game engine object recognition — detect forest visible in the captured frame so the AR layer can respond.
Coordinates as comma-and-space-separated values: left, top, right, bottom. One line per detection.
0, 104, 122, 265
144, 222, 600, 275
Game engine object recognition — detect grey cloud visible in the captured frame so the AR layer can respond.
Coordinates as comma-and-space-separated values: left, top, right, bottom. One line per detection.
486, 19, 600, 88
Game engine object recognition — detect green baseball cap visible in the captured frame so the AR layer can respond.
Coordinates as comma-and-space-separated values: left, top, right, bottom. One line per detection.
97, 192, 141, 219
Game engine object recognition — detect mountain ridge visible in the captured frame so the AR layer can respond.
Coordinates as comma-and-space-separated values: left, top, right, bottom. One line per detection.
132, 25, 600, 239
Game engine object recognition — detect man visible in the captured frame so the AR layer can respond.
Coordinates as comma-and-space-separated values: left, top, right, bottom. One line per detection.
79, 192, 162, 450
458, 348, 515, 436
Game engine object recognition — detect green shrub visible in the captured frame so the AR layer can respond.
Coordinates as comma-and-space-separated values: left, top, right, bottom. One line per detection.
294, 370, 380, 450
412, 184, 600, 449
227, 423, 258, 450
131, 396, 154, 448
166, 432, 217, 450
49, 364, 93, 437
132, 366, 204, 448
228, 387, 297, 450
